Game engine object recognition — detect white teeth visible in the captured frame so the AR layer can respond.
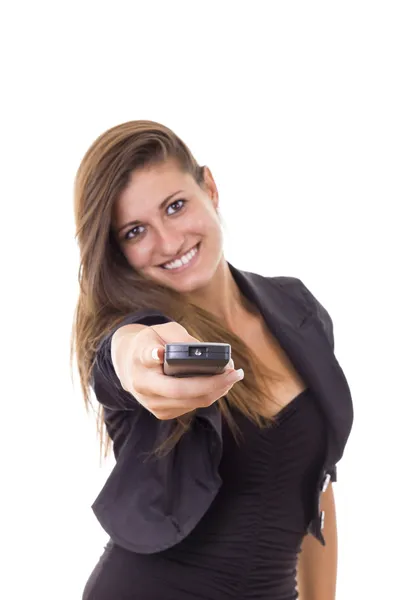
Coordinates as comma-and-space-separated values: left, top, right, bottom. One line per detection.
163, 245, 198, 270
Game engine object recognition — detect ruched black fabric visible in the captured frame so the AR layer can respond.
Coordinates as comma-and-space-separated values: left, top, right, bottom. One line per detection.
83, 386, 327, 600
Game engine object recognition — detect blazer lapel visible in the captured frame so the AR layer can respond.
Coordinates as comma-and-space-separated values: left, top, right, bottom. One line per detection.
229, 263, 353, 467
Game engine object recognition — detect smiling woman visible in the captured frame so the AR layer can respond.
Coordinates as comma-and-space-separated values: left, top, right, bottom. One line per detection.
110, 158, 223, 291
72, 119, 353, 600
72, 120, 277, 451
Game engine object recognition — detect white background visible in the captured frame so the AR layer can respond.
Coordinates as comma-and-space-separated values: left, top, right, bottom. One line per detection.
2, 2, 399, 598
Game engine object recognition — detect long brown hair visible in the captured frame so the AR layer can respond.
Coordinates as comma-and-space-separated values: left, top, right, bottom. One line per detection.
71, 120, 283, 461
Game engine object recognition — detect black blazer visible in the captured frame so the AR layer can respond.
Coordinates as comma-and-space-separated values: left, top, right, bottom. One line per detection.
90, 263, 354, 554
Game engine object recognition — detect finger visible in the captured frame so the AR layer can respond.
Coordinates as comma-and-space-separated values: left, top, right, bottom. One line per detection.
141, 397, 197, 420
139, 323, 201, 369
140, 344, 166, 369
224, 358, 235, 371
134, 368, 243, 417
143, 367, 244, 400
144, 381, 237, 415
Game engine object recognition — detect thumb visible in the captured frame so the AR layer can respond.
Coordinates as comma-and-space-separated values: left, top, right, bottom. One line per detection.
140, 343, 166, 369
151, 346, 165, 364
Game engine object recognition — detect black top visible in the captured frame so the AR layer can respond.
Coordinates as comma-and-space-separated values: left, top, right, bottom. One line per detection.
83, 386, 327, 600
89, 264, 353, 556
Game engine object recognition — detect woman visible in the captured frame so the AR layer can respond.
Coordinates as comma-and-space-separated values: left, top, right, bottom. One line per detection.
72, 120, 354, 600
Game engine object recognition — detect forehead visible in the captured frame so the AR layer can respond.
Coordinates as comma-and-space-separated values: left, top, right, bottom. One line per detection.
114, 160, 192, 219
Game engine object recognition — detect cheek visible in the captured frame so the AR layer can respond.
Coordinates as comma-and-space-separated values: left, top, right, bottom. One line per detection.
124, 241, 154, 269
202, 211, 222, 238
192, 208, 220, 233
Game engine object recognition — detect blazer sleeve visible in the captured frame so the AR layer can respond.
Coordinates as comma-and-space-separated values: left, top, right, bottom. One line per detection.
91, 309, 174, 411
326, 464, 337, 482
297, 281, 339, 483
90, 308, 223, 554
297, 281, 335, 351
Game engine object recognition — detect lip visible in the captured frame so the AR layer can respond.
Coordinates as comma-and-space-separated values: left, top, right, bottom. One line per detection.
160, 243, 200, 273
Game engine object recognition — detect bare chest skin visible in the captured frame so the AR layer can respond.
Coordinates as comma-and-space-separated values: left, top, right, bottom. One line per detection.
233, 312, 307, 414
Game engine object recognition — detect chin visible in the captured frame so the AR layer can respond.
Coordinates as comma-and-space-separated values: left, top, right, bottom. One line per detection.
142, 264, 207, 295
159, 272, 207, 294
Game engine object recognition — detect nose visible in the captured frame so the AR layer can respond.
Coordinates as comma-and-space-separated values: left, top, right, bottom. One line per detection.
155, 225, 185, 259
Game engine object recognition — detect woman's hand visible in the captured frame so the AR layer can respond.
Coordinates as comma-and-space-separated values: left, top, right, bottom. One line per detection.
111, 321, 244, 420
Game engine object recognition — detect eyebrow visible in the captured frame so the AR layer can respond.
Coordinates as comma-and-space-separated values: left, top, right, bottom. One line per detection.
115, 190, 184, 235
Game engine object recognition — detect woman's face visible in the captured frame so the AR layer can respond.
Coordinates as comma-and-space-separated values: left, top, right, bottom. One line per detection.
111, 159, 224, 294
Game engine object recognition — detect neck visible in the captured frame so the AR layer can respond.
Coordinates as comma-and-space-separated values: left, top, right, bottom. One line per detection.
185, 259, 255, 329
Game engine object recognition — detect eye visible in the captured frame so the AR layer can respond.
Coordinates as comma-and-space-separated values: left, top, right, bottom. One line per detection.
122, 200, 186, 242
166, 199, 186, 215
124, 224, 146, 241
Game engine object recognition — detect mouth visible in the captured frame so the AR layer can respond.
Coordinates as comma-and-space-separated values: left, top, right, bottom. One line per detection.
159, 243, 200, 272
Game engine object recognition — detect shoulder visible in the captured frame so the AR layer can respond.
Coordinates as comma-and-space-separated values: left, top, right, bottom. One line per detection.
232, 263, 335, 349
270, 275, 305, 294
271, 275, 335, 348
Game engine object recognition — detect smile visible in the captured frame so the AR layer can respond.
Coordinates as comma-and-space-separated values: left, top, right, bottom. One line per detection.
161, 243, 200, 271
